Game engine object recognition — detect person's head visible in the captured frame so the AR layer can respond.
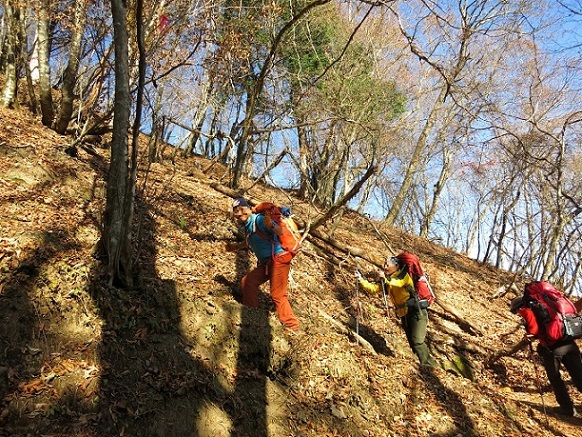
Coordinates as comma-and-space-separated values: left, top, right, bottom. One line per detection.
232, 197, 252, 223
383, 256, 400, 275
509, 296, 524, 314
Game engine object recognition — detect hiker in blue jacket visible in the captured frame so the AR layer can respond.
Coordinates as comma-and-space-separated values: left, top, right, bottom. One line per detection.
226, 197, 299, 331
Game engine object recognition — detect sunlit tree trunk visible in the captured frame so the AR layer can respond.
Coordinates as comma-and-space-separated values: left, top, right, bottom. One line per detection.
231, 0, 332, 188
543, 139, 578, 283
297, 121, 311, 199
1, 1, 22, 108
385, 85, 446, 226
21, 8, 39, 113
183, 77, 213, 157
54, 0, 89, 134
36, 0, 54, 126
420, 144, 451, 238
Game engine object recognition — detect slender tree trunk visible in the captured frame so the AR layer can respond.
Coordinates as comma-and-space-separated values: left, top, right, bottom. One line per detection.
1, 2, 22, 108
420, 144, 451, 238
22, 11, 39, 113
482, 203, 501, 265
54, 0, 88, 133
385, 85, 447, 226
147, 93, 164, 162
297, 121, 311, 199
37, 0, 54, 126
493, 181, 522, 269
231, 0, 331, 189
103, 0, 133, 287
0, 11, 7, 68
466, 192, 495, 258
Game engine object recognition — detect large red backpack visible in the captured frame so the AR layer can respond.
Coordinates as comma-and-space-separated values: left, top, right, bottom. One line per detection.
252, 202, 302, 257
395, 252, 435, 306
523, 281, 578, 344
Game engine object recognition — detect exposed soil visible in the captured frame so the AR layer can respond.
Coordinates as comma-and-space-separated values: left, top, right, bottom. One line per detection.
1, 105, 581, 436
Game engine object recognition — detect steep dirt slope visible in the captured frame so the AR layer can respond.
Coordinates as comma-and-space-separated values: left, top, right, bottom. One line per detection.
1, 106, 581, 436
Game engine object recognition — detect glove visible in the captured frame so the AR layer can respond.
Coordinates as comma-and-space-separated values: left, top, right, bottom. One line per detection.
354, 270, 362, 280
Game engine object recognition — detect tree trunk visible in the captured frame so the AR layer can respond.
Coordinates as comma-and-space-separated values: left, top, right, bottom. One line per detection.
297, 118, 311, 199
384, 85, 447, 226
54, 0, 88, 133
495, 190, 521, 269
420, 144, 451, 238
102, 0, 134, 287
1, 2, 22, 108
22, 10, 39, 114
37, 0, 54, 126
231, 0, 331, 189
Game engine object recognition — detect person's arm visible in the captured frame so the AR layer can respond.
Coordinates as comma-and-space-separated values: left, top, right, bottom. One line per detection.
262, 214, 283, 236
518, 307, 539, 337
358, 277, 381, 294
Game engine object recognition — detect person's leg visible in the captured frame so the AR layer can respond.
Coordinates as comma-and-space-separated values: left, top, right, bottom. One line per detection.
241, 263, 269, 308
404, 309, 438, 367
560, 341, 582, 394
269, 252, 299, 330
538, 343, 574, 413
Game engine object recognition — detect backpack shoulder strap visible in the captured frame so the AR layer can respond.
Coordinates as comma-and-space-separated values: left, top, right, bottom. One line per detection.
249, 214, 276, 243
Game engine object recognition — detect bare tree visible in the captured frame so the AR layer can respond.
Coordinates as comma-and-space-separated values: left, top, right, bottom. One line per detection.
35, 0, 54, 125
1, 0, 23, 108
101, 0, 134, 287
230, 0, 332, 189
53, 0, 90, 133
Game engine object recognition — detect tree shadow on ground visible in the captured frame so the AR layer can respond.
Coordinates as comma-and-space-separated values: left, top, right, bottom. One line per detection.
0, 229, 83, 434
332, 282, 395, 357
420, 367, 478, 437
228, 248, 271, 436
88, 197, 273, 436
519, 398, 582, 433
0, 252, 39, 401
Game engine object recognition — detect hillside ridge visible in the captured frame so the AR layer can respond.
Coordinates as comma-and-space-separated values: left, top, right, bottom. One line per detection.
1, 106, 581, 436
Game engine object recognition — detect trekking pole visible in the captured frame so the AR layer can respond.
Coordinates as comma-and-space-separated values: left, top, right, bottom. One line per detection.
528, 341, 549, 426
354, 276, 360, 345
380, 280, 391, 318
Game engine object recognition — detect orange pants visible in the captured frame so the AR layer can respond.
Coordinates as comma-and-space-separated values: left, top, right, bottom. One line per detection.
241, 251, 299, 330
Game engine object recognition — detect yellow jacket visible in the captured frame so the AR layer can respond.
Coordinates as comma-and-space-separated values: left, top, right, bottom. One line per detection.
359, 268, 415, 317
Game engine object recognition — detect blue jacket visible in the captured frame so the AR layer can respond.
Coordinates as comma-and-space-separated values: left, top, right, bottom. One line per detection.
244, 213, 284, 263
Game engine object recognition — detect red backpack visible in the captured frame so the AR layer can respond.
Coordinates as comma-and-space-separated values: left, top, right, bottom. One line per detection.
523, 281, 578, 344
395, 252, 435, 306
252, 202, 302, 257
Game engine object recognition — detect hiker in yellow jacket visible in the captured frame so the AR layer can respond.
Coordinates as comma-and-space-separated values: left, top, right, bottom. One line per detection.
356, 256, 438, 368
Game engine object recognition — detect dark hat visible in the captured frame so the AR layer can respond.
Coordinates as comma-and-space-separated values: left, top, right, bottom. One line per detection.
509, 296, 524, 314
232, 197, 250, 210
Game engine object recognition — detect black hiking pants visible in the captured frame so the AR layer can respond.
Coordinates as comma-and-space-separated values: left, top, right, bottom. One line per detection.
538, 340, 582, 413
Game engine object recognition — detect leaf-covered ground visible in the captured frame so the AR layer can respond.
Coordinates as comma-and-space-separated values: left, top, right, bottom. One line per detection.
1, 106, 581, 436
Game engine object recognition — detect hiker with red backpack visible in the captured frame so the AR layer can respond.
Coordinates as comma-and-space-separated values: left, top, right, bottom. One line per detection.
226, 197, 300, 331
510, 281, 582, 417
356, 252, 439, 368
